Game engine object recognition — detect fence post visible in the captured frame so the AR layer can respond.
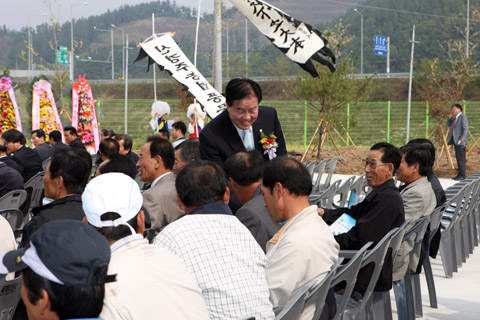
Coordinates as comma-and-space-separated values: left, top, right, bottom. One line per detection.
347, 103, 350, 146
387, 101, 391, 143
304, 100, 307, 150
463, 100, 467, 114
426, 101, 429, 139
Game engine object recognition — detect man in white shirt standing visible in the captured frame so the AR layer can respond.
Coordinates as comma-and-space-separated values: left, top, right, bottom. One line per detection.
262, 157, 339, 319
137, 136, 184, 234
82, 172, 210, 320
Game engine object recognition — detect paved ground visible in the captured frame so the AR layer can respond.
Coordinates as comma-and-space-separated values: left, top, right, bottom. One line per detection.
330, 174, 480, 319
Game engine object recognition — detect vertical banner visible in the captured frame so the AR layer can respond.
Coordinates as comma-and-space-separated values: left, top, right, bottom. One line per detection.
0, 77, 22, 134
135, 34, 227, 119
72, 75, 100, 154
32, 80, 63, 140
230, 0, 336, 77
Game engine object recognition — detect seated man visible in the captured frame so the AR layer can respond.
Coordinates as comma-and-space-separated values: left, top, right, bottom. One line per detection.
0, 138, 20, 172
48, 130, 70, 152
407, 138, 446, 258
320, 142, 405, 293
224, 151, 280, 252
0, 161, 23, 198
82, 173, 210, 319
115, 133, 140, 166
1, 128, 43, 182
137, 136, 184, 233
171, 121, 187, 148
173, 138, 200, 174
154, 161, 274, 320
393, 144, 436, 281
99, 137, 120, 161
31, 129, 53, 161
20, 149, 91, 248
97, 153, 137, 179
262, 157, 339, 318
158, 128, 170, 140
64, 126, 86, 150
0, 220, 115, 320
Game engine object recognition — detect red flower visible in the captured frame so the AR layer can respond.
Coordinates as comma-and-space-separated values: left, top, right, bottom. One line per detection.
267, 139, 274, 144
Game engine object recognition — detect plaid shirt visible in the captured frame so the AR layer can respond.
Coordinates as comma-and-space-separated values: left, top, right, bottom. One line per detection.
154, 203, 274, 320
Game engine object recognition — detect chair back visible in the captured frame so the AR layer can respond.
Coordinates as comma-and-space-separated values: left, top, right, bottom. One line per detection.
305, 160, 318, 177
403, 216, 430, 262
0, 209, 24, 230
0, 276, 22, 320
351, 227, 397, 313
348, 174, 367, 207
0, 190, 28, 211
428, 205, 445, 243
389, 220, 411, 261
24, 171, 45, 211
311, 159, 328, 194
308, 257, 344, 320
331, 242, 372, 320
41, 158, 51, 171
321, 156, 340, 190
309, 180, 341, 209
332, 176, 356, 209
274, 280, 317, 320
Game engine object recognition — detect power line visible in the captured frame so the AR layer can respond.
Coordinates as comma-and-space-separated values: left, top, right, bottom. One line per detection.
320, 0, 480, 22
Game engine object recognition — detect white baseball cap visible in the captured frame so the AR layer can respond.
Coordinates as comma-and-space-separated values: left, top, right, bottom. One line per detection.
82, 173, 143, 229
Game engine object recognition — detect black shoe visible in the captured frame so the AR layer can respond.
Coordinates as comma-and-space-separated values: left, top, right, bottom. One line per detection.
453, 176, 466, 181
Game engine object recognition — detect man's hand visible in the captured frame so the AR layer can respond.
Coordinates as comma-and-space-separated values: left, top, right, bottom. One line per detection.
317, 208, 325, 217
449, 110, 455, 118
460, 138, 465, 144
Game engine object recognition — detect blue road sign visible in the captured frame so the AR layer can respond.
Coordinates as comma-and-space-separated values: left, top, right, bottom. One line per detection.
374, 35, 387, 56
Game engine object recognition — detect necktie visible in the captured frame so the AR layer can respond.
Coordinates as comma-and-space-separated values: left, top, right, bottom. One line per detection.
242, 129, 254, 151
453, 117, 457, 128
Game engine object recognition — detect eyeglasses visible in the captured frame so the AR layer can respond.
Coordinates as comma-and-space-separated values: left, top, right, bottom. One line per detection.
362, 159, 389, 169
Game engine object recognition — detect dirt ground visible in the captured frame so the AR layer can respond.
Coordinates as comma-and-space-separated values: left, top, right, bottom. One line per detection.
291, 146, 480, 178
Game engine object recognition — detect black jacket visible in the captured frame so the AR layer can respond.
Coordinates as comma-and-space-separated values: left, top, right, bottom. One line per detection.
323, 179, 405, 292
12, 146, 43, 182
20, 194, 85, 248
199, 106, 287, 167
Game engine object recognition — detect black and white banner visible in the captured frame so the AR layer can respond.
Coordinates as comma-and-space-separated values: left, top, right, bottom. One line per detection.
230, 0, 336, 77
135, 34, 226, 119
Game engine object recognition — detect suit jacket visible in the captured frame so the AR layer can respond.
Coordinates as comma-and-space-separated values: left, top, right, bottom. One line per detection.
142, 172, 185, 234
34, 143, 53, 162
12, 146, 43, 182
393, 177, 436, 281
447, 113, 469, 146
70, 138, 87, 150
235, 185, 280, 252
199, 106, 287, 166
53, 142, 71, 153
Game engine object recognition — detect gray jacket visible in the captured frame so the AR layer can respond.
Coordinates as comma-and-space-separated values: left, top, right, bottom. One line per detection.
447, 113, 469, 146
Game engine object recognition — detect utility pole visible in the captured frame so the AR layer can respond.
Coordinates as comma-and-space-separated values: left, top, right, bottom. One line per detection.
214, 0, 222, 91
466, 0, 470, 58
354, 9, 363, 74
406, 25, 419, 143
125, 34, 129, 134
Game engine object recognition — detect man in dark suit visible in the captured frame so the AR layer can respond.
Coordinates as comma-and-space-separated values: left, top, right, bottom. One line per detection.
64, 125, 87, 151
199, 78, 287, 167
224, 151, 280, 252
31, 129, 53, 161
1, 129, 43, 182
49, 130, 71, 153
447, 103, 469, 180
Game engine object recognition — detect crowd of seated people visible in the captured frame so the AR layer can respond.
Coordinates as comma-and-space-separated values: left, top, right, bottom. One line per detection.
0, 80, 444, 320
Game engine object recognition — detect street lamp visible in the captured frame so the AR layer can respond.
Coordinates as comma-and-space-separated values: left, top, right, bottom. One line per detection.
27, 13, 47, 80
70, 2, 88, 82
354, 8, 364, 74
111, 24, 125, 80
94, 26, 114, 80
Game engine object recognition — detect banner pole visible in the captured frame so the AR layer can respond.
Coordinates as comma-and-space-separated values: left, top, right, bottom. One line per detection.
347, 103, 350, 146
304, 100, 307, 150
387, 101, 391, 143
